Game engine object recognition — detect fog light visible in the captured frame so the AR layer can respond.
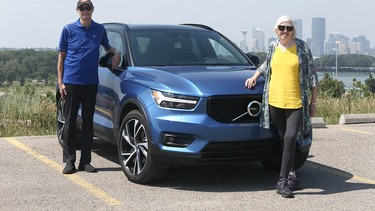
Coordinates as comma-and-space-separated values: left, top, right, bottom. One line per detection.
162, 133, 195, 147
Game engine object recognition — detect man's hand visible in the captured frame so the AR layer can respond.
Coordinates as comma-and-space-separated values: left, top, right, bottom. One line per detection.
112, 52, 121, 69
59, 83, 67, 99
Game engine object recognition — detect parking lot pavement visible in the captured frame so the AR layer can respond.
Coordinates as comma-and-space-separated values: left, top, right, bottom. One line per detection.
1, 124, 375, 210
310, 123, 375, 179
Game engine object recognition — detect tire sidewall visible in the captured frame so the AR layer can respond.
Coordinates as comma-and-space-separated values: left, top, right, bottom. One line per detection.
118, 110, 154, 183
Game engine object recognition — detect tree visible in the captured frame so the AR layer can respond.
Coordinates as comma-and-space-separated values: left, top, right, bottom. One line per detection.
256, 52, 267, 64
365, 73, 375, 93
347, 78, 371, 97
314, 54, 375, 68
3, 59, 22, 85
0, 49, 58, 84
318, 73, 346, 98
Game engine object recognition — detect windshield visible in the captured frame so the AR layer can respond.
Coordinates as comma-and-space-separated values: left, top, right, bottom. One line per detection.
129, 29, 250, 66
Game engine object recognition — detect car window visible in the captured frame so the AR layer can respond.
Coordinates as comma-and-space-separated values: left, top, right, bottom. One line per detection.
129, 30, 250, 66
135, 37, 151, 54
208, 38, 240, 63
99, 30, 125, 69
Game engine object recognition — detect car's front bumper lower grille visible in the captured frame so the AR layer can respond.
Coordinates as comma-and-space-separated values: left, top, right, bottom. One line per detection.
199, 139, 280, 162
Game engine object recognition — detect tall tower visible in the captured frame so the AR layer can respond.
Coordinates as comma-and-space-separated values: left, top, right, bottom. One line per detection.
242, 30, 247, 41
311, 17, 326, 57
294, 19, 303, 40
239, 30, 248, 52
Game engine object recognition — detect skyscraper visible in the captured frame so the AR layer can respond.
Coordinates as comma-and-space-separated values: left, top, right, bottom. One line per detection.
311, 17, 326, 57
353, 35, 370, 54
325, 33, 339, 55
251, 28, 265, 52
294, 19, 303, 40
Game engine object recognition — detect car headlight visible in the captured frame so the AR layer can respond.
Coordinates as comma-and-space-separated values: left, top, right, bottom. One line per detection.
151, 90, 199, 110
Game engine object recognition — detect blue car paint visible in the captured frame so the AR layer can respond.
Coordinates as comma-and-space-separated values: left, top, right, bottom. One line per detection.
94, 65, 302, 157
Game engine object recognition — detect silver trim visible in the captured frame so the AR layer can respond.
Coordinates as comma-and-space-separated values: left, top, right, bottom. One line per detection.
247, 101, 261, 117
231, 100, 262, 122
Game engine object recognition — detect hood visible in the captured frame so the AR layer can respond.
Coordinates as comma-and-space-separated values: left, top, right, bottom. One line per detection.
126, 66, 264, 97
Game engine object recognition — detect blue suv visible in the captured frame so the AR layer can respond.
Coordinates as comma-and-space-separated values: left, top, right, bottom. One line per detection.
57, 23, 312, 184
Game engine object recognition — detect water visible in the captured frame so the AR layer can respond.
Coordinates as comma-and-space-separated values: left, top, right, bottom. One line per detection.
317, 72, 374, 88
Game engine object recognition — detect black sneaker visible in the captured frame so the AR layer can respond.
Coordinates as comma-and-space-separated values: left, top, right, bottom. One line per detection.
276, 178, 294, 198
287, 176, 301, 191
62, 162, 76, 174
78, 163, 98, 173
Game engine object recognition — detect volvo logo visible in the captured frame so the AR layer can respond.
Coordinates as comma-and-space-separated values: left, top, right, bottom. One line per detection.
231, 100, 262, 122
247, 101, 261, 117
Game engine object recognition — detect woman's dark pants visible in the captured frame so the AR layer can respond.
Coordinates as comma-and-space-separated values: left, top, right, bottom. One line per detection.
269, 105, 302, 178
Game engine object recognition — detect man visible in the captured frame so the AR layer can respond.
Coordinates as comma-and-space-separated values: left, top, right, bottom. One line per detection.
57, 0, 121, 174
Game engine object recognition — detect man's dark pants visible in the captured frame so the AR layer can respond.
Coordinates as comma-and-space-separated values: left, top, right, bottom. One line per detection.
62, 84, 98, 165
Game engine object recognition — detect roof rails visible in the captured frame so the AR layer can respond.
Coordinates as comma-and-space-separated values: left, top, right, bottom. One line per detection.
180, 24, 214, 31
102, 22, 130, 30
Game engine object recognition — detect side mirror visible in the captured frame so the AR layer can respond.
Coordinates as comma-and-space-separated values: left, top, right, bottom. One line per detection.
99, 53, 129, 70
99, 53, 114, 68
246, 53, 260, 68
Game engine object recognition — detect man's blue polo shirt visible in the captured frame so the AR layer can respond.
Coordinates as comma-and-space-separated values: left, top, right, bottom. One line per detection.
58, 19, 111, 85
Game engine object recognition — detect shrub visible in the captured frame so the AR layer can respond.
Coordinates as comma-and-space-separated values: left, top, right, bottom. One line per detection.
318, 73, 345, 98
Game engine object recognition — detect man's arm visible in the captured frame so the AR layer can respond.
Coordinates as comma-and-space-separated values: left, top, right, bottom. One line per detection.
57, 51, 67, 98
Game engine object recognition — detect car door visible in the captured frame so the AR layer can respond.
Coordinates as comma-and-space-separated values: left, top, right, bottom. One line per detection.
94, 28, 126, 141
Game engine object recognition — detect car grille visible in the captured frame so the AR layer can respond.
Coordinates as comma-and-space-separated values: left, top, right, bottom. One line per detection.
200, 139, 280, 162
207, 95, 262, 123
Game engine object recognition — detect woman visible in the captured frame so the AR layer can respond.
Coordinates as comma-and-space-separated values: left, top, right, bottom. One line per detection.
245, 15, 318, 198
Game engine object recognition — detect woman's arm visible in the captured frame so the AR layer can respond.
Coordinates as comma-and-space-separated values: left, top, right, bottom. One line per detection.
245, 70, 261, 88
309, 86, 317, 117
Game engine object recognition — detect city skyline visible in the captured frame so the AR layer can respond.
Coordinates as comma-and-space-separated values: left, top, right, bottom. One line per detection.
1, 0, 375, 52
244, 17, 374, 57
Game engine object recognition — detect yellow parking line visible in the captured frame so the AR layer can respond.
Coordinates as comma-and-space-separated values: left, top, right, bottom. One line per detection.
352, 176, 375, 185
4, 137, 121, 206
308, 162, 375, 185
335, 126, 373, 135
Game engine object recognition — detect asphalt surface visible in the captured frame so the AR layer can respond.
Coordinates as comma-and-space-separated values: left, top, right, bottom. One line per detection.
1, 123, 374, 210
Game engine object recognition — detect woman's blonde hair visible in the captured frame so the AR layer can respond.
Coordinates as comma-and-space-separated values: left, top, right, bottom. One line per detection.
273, 15, 296, 38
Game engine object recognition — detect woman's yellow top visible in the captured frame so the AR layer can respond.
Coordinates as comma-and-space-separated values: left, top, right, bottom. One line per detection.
269, 44, 302, 109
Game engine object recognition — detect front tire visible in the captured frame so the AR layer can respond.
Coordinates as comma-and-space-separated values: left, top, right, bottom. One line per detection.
118, 110, 167, 184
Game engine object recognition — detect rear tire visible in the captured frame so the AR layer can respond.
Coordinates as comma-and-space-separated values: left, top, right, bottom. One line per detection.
56, 97, 65, 147
117, 110, 167, 184
56, 96, 81, 148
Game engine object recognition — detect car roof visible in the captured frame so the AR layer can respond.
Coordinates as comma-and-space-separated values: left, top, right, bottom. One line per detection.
102, 23, 215, 32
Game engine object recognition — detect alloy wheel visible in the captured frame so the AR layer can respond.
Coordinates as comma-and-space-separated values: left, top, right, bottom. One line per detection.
119, 118, 148, 176
57, 98, 65, 147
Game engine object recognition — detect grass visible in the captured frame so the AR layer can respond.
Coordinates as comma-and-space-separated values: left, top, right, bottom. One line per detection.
316, 95, 375, 124
0, 84, 56, 137
1, 84, 375, 137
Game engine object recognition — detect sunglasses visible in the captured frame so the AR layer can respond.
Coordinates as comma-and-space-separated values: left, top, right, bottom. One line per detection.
78, 6, 92, 11
278, 25, 294, 32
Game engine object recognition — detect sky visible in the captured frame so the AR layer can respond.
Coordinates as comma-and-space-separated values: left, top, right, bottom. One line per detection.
1, 0, 375, 49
